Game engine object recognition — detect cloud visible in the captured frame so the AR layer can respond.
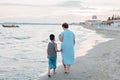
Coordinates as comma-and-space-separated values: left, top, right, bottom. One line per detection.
0, 3, 27, 6
0, 2, 41, 7
56, 0, 82, 7
111, 8, 120, 12
80, 7, 96, 10
55, 0, 96, 10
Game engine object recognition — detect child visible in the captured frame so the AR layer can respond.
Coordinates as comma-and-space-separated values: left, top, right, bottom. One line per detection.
47, 34, 60, 77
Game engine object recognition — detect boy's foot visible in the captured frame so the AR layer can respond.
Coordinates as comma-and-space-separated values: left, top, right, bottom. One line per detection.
64, 72, 69, 74
53, 72, 57, 74
48, 75, 51, 77
64, 71, 69, 74
64, 72, 67, 74
53, 72, 56, 75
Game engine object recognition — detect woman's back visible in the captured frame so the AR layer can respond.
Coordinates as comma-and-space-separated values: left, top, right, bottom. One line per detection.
61, 29, 75, 64
61, 30, 74, 47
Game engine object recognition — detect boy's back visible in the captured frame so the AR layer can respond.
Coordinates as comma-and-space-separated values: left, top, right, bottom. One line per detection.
47, 42, 57, 57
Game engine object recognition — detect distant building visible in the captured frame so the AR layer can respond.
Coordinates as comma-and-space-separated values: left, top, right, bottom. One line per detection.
85, 15, 102, 25
102, 14, 120, 27
111, 20, 120, 27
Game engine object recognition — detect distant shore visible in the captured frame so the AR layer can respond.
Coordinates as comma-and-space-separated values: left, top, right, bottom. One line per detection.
0, 22, 80, 26
82, 24, 120, 32
39, 25, 120, 80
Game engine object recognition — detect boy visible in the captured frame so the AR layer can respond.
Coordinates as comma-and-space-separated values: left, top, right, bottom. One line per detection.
47, 34, 60, 77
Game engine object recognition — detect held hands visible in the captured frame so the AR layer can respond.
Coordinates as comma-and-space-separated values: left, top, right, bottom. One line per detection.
57, 49, 62, 52
59, 49, 62, 52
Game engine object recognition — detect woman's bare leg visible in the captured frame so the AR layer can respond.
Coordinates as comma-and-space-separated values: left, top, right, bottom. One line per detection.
62, 60, 66, 70
66, 65, 70, 73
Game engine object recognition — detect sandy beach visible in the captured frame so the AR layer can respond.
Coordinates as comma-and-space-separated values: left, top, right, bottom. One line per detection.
39, 25, 120, 80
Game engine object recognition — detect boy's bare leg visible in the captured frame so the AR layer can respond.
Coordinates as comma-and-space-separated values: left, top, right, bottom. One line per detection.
48, 69, 51, 77
53, 69, 56, 75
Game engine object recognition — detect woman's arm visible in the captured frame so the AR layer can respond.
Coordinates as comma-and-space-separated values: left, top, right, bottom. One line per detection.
74, 38, 75, 45
59, 34, 63, 42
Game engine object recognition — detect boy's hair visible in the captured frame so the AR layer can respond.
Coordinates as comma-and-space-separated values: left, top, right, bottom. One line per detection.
49, 34, 55, 40
62, 23, 69, 28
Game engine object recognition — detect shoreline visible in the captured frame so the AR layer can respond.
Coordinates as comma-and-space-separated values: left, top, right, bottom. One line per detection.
37, 26, 107, 79
75, 25, 111, 57
39, 25, 120, 80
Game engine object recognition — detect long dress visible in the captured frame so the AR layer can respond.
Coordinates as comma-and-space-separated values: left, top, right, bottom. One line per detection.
61, 29, 75, 65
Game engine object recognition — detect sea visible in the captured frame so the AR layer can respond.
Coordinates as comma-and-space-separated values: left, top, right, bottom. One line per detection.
0, 24, 106, 80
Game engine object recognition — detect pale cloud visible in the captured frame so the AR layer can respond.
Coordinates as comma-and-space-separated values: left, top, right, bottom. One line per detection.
83, 0, 120, 9
0, 0, 61, 6
111, 9, 120, 12
54, 0, 96, 11
56, 0, 82, 7
0, 3, 37, 7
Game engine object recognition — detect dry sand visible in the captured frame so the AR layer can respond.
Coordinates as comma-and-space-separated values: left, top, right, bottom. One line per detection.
39, 26, 120, 80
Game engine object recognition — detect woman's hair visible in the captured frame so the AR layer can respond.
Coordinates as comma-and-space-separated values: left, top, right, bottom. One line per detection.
62, 23, 69, 28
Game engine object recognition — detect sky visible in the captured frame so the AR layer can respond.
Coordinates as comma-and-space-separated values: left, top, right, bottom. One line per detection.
0, 0, 120, 23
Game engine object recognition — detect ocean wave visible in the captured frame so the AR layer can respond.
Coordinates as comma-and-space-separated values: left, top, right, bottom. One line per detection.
0, 56, 19, 61
42, 39, 48, 43
12, 36, 31, 40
